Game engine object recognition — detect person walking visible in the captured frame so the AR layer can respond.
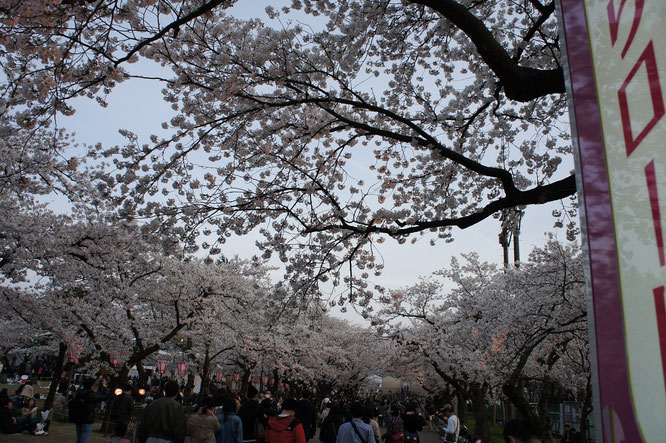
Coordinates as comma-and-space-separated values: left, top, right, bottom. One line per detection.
188, 396, 221, 443
319, 402, 344, 443
441, 405, 459, 443
402, 403, 424, 443
265, 398, 307, 443
137, 380, 187, 443
70, 377, 100, 443
335, 402, 375, 443
110, 383, 134, 430
217, 396, 243, 443
383, 405, 404, 443
238, 386, 265, 443
295, 391, 316, 441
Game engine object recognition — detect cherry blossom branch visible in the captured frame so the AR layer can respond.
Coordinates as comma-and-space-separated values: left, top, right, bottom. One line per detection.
409, 0, 564, 101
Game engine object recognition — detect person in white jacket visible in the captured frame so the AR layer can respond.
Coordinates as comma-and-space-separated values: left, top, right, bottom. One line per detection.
442, 405, 459, 442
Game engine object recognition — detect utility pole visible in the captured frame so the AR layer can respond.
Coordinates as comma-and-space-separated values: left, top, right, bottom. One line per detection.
499, 207, 525, 268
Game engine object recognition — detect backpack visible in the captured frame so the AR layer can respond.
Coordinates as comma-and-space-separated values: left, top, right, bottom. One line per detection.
68, 396, 86, 423
266, 417, 301, 443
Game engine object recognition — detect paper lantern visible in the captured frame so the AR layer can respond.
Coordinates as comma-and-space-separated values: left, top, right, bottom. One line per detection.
157, 359, 169, 374
177, 363, 187, 376
67, 346, 80, 364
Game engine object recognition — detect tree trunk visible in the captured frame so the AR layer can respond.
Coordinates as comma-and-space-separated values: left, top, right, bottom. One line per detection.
503, 380, 549, 439
455, 391, 467, 422
537, 381, 553, 442
137, 361, 149, 387
579, 376, 594, 443
43, 342, 66, 411
201, 350, 212, 396
240, 367, 251, 398
470, 384, 490, 443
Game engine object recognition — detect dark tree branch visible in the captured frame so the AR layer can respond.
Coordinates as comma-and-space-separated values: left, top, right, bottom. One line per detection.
409, 0, 564, 101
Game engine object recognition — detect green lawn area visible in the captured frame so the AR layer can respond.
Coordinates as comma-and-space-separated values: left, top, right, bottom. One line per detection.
0, 420, 109, 442
0, 383, 111, 442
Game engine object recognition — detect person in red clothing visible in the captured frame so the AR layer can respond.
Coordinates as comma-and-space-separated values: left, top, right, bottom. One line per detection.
265, 398, 306, 443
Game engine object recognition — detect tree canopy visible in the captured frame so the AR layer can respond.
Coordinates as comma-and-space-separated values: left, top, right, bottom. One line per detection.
1, 0, 577, 303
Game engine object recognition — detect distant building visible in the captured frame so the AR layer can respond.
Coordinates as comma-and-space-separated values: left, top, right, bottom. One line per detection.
381, 376, 402, 394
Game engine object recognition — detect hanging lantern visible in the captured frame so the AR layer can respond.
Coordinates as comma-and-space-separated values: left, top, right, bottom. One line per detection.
270, 378, 275, 386
157, 359, 169, 374
67, 345, 80, 364
262, 376, 268, 385
279, 381, 284, 388
177, 363, 187, 377
233, 374, 241, 382
216, 372, 224, 382
111, 358, 119, 369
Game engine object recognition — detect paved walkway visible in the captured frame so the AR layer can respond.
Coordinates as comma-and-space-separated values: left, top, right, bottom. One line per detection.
312, 427, 443, 443
416, 430, 444, 443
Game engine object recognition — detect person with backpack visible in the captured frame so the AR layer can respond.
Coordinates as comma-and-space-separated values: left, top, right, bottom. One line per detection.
70, 377, 100, 443
335, 402, 376, 443
383, 405, 404, 443
265, 398, 306, 443
402, 403, 424, 443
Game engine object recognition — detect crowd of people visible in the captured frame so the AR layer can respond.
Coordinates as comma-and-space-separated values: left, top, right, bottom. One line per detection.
0, 367, 560, 443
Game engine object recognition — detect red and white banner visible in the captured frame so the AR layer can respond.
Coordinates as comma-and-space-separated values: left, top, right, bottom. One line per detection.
559, 0, 666, 441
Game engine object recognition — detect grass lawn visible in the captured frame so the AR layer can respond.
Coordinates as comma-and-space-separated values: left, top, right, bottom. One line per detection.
0, 420, 110, 442
1, 383, 111, 442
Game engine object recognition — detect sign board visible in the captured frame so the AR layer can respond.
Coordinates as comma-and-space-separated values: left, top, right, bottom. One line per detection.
558, 0, 666, 441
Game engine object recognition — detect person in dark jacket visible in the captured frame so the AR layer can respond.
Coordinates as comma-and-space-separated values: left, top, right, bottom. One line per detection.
295, 391, 316, 441
266, 398, 306, 443
70, 377, 100, 443
402, 403, 424, 443
1, 397, 42, 435
137, 380, 187, 443
503, 418, 543, 443
318, 402, 344, 443
111, 383, 135, 428
238, 385, 265, 442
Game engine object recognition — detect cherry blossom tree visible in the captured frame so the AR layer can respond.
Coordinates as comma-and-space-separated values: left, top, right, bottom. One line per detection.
1, 1, 577, 305
375, 240, 587, 441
